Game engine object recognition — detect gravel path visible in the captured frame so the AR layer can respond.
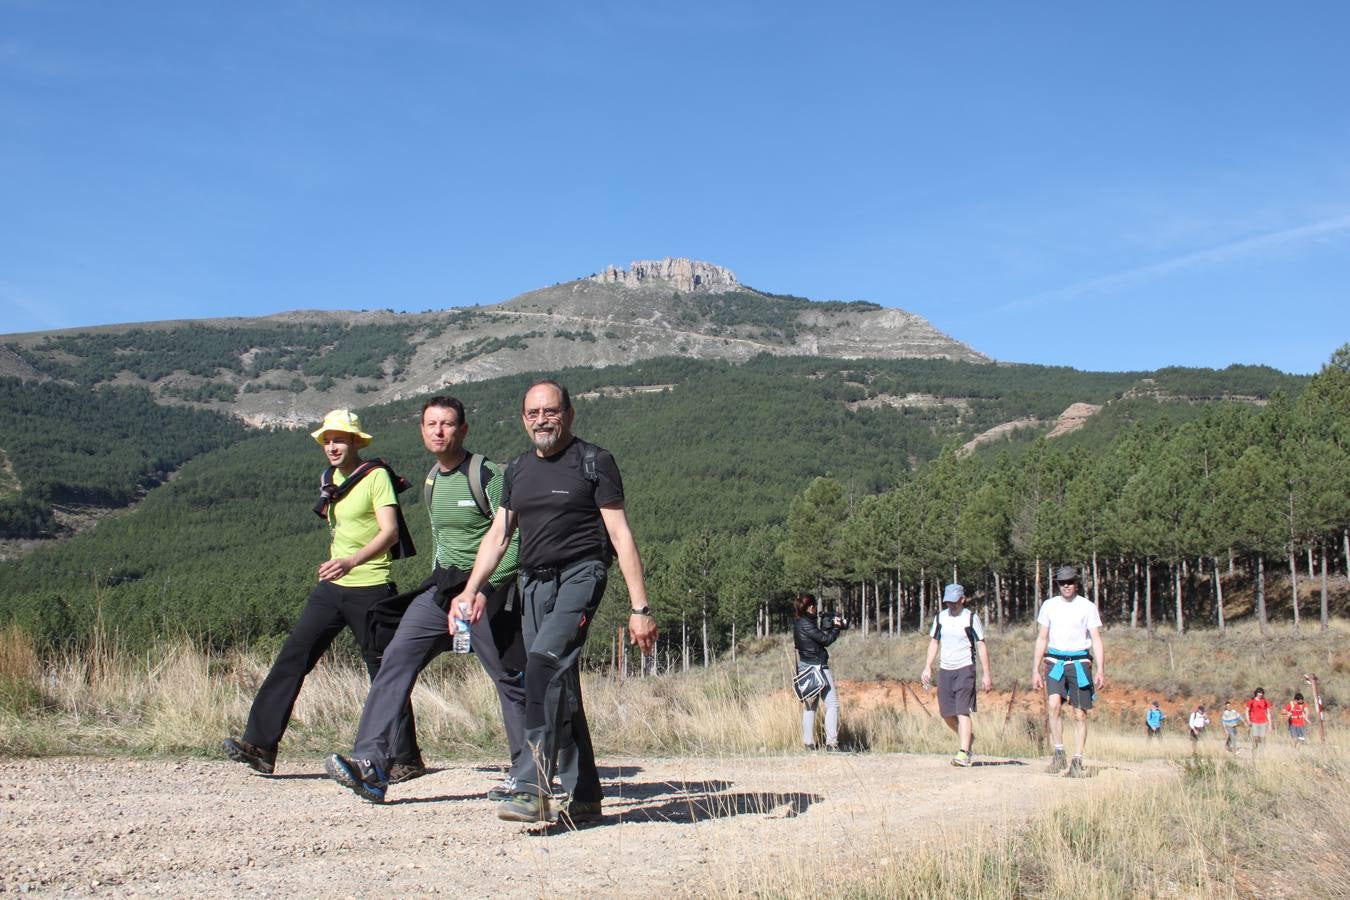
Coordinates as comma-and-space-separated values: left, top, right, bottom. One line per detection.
0, 752, 1150, 897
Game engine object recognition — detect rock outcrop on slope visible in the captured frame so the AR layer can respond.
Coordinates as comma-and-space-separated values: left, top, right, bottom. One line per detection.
589, 258, 739, 292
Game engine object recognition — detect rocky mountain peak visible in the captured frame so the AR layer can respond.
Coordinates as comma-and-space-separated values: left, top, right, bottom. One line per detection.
588, 257, 739, 293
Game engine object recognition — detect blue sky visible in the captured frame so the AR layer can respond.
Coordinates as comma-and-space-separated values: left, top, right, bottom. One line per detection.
2, 3, 1346, 373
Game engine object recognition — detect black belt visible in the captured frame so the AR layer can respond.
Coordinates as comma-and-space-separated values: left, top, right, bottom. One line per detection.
519, 555, 604, 582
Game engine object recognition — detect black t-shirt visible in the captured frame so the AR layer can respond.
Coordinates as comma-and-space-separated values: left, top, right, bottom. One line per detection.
501, 437, 624, 568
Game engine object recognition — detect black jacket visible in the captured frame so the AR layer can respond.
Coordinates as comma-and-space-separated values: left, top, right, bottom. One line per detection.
793, 615, 840, 665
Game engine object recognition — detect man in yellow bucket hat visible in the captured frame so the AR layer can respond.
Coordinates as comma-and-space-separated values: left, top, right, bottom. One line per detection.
222, 409, 423, 780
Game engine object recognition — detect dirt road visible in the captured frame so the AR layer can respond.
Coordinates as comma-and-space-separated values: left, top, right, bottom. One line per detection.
0, 752, 1158, 897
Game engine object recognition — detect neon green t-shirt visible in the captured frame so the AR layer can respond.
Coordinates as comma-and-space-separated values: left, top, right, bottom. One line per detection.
329, 466, 397, 587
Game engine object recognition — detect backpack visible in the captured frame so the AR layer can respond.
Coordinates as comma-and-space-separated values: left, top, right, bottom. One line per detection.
932, 607, 980, 666
313, 458, 417, 560
424, 452, 494, 521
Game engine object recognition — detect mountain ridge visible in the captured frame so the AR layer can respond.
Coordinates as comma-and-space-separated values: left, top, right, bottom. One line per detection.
0, 258, 987, 427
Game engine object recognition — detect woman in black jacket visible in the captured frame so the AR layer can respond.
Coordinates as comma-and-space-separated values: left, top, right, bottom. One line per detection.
793, 593, 841, 750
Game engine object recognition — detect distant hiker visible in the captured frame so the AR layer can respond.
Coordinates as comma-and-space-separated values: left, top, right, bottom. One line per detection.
326, 396, 526, 803
1282, 692, 1310, 746
1031, 565, 1104, 778
224, 409, 421, 777
1145, 700, 1165, 740
794, 593, 843, 751
1188, 704, 1209, 745
447, 379, 658, 824
921, 583, 992, 767
1220, 701, 1242, 752
1244, 687, 1272, 752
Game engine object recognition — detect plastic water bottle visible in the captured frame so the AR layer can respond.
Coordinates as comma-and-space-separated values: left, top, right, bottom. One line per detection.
452, 602, 472, 654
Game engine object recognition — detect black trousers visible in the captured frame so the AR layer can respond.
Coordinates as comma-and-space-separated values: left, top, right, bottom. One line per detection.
242, 580, 419, 763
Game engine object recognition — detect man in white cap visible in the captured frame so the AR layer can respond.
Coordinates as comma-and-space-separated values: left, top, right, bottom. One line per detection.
223, 409, 422, 780
1031, 565, 1105, 777
921, 583, 992, 767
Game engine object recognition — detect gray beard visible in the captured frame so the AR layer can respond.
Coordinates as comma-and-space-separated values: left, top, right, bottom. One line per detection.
532, 430, 564, 455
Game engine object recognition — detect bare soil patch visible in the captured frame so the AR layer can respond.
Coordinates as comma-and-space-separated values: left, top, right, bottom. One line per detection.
0, 752, 1165, 897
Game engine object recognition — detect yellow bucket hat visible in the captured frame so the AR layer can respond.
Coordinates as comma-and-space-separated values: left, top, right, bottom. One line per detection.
311, 409, 373, 448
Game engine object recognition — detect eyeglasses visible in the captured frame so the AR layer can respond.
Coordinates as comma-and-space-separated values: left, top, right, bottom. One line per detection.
523, 407, 564, 422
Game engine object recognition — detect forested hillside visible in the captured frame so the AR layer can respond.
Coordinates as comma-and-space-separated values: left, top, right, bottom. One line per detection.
0, 351, 1336, 666
766, 348, 1349, 645
0, 379, 248, 538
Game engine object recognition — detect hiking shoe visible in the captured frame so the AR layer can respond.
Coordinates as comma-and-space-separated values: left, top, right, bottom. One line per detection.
1046, 749, 1067, 774
496, 791, 549, 823
325, 754, 388, 803
558, 798, 602, 824
1066, 756, 1085, 779
222, 737, 275, 775
487, 776, 518, 802
952, 750, 972, 767
824, 744, 841, 752
388, 759, 427, 784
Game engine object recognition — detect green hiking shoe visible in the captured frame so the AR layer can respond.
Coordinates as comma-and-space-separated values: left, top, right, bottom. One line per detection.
1046, 749, 1067, 774
558, 797, 603, 824
496, 791, 550, 823
952, 750, 972, 767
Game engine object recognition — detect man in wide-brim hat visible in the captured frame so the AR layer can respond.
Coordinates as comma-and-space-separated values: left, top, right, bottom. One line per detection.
1031, 565, 1105, 778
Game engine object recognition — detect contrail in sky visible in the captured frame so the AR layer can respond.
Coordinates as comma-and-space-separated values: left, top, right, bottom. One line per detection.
997, 213, 1350, 313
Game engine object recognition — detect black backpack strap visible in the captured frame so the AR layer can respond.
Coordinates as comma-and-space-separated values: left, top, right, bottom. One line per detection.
313, 460, 380, 518
423, 462, 439, 517
964, 609, 980, 666
581, 443, 598, 483
467, 452, 493, 519
576, 440, 611, 564
932, 614, 942, 641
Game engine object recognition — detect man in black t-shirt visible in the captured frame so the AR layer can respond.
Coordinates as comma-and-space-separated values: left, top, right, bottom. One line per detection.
451, 379, 658, 824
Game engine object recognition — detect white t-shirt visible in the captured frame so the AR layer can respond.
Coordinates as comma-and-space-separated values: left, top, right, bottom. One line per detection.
1189, 711, 1208, 730
930, 606, 985, 671
1035, 595, 1102, 653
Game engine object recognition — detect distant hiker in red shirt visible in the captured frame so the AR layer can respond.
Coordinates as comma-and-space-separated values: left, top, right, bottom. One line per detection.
1282, 692, 1310, 746
1244, 687, 1272, 752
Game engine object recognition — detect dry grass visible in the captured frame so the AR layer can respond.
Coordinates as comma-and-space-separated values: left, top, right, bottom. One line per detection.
705, 749, 1350, 898
0, 619, 1342, 763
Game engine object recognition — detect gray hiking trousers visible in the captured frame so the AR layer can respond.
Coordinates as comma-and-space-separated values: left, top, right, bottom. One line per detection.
509, 558, 607, 803
352, 579, 525, 771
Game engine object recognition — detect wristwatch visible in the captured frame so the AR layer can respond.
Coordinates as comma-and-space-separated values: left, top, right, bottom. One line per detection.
630, 605, 653, 617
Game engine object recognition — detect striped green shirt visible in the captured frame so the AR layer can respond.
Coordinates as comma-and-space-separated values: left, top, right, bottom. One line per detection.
428, 457, 519, 586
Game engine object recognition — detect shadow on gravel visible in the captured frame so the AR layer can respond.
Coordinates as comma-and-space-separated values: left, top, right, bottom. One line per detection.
605, 778, 732, 801
585, 782, 821, 826
261, 772, 332, 781
384, 792, 489, 805
970, 759, 1027, 768
622, 789, 821, 824
526, 787, 823, 835
597, 764, 644, 778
